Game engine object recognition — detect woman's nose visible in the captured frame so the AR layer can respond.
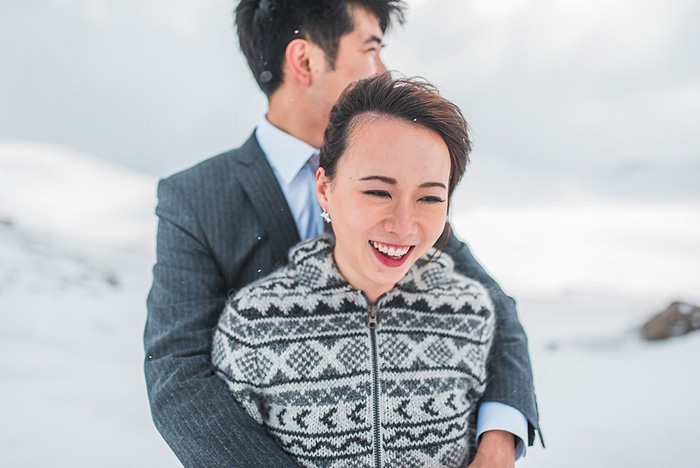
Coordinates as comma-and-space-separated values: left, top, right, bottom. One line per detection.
383, 203, 417, 237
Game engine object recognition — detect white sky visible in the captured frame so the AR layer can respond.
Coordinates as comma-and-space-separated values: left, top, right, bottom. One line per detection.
1, 0, 699, 205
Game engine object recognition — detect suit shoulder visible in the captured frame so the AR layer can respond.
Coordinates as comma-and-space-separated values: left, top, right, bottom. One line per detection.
156, 134, 263, 206
164, 146, 243, 189
164, 132, 262, 184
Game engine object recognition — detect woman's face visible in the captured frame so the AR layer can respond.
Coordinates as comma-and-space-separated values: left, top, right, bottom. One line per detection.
316, 116, 451, 303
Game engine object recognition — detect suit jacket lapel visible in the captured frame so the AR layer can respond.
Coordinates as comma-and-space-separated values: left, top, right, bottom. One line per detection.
233, 133, 300, 262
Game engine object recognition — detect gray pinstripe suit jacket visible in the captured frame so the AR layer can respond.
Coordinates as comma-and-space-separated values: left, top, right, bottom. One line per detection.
145, 133, 540, 467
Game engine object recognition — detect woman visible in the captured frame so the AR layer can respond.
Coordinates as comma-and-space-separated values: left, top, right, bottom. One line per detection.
213, 73, 494, 467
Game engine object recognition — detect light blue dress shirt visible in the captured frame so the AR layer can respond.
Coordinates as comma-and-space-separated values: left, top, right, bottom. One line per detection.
256, 117, 323, 240
255, 115, 528, 460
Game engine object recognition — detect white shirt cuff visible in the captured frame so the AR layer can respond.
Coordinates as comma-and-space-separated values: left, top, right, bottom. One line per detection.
476, 401, 528, 460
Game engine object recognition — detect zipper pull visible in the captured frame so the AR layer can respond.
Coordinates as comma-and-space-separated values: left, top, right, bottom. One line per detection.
368, 304, 378, 329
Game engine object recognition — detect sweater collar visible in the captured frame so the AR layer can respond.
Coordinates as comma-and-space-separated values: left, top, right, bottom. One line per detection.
288, 235, 454, 292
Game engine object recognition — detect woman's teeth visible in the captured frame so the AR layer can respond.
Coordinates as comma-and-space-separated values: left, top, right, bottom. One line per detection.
371, 241, 410, 259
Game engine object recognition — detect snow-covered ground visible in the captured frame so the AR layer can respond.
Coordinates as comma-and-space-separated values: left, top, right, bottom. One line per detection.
0, 142, 178, 467
1, 142, 698, 467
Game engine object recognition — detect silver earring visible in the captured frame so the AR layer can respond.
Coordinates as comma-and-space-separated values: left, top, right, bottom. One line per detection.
320, 210, 332, 224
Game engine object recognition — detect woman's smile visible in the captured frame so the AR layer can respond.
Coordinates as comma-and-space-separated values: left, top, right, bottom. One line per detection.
370, 240, 412, 259
369, 240, 414, 267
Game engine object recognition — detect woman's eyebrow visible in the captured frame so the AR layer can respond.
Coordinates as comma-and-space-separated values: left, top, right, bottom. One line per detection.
359, 175, 396, 184
359, 176, 446, 190
420, 182, 447, 189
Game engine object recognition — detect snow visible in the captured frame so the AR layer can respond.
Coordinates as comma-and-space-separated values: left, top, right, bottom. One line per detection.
0, 142, 174, 466
516, 295, 700, 468
452, 200, 700, 298
0, 141, 156, 246
1, 143, 699, 467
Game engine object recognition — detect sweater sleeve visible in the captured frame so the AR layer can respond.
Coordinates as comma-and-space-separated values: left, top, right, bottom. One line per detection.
212, 301, 266, 426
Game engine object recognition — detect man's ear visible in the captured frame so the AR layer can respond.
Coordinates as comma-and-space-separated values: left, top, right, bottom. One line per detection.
285, 38, 313, 87
315, 167, 330, 210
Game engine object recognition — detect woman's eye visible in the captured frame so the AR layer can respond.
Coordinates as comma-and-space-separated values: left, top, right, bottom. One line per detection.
420, 196, 445, 203
364, 190, 391, 198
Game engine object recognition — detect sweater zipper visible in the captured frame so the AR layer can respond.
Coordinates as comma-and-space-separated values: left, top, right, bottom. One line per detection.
368, 302, 382, 468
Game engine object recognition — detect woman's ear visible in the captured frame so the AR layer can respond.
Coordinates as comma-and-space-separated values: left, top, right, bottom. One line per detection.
315, 167, 330, 210
284, 38, 312, 87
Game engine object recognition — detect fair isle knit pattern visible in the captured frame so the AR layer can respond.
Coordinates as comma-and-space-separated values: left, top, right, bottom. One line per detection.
213, 235, 495, 468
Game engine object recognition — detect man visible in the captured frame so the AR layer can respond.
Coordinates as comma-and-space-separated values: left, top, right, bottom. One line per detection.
145, 1, 541, 467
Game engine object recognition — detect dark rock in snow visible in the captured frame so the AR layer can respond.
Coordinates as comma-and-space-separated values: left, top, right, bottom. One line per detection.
642, 301, 700, 341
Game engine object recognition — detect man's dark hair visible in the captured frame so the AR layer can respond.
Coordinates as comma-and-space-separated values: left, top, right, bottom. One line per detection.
320, 72, 471, 200
235, 0, 405, 96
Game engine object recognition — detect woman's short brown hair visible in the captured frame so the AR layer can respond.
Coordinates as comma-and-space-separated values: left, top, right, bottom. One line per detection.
319, 72, 471, 200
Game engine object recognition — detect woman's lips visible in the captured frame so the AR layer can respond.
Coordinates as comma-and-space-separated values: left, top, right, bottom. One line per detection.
369, 240, 414, 267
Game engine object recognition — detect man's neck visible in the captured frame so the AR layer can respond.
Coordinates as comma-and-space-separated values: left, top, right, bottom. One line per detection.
266, 89, 324, 149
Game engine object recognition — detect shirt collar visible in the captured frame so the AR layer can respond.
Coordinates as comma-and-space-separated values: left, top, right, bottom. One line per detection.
255, 116, 318, 186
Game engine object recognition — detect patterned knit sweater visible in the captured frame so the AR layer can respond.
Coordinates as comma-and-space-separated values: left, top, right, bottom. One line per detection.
213, 235, 495, 468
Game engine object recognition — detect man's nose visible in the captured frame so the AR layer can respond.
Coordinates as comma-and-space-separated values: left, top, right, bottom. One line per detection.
376, 56, 387, 74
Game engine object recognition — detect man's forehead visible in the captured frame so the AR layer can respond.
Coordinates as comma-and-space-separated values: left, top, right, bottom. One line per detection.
346, 4, 384, 41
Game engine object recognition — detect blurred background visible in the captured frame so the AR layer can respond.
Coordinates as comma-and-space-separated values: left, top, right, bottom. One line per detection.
1, 0, 698, 466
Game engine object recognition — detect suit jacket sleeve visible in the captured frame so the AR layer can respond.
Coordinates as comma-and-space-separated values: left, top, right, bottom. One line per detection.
443, 229, 542, 446
144, 176, 299, 467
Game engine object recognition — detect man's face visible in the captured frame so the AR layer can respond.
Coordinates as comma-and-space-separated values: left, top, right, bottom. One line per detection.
310, 6, 386, 127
